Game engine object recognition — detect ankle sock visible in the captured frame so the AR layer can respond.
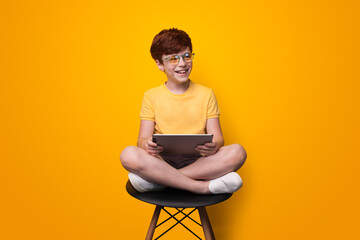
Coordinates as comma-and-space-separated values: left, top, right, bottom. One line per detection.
208, 172, 243, 194
128, 172, 166, 193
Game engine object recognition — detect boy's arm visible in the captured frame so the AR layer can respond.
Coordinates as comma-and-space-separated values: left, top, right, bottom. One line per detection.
137, 120, 154, 149
196, 118, 224, 156
206, 118, 224, 148
137, 120, 163, 156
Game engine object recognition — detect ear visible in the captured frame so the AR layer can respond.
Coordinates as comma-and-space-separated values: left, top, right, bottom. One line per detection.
155, 60, 165, 72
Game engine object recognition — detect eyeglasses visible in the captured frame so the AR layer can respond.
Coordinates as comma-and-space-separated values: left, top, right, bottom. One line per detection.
162, 53, 195, 65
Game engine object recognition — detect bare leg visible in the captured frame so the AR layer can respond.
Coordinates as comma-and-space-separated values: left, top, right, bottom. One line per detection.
120, 146, 210, 194
179, 144, 247, 180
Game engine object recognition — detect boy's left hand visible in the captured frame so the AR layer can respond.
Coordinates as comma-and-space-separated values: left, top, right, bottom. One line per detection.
196, 142, 219, 157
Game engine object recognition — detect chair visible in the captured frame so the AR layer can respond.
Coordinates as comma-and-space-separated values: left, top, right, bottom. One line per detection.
126, 181, 232, 240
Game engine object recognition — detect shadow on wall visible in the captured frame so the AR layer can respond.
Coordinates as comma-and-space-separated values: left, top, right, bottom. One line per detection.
207, 188, 248, 239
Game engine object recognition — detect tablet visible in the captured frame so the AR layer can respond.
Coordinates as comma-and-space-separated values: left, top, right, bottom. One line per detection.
152, 134, 213, 155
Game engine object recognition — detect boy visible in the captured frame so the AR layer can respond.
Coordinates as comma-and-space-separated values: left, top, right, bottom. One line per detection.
120, 28, 246, 194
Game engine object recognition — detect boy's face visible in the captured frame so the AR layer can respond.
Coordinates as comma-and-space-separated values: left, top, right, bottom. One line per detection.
156, 47, 193, 85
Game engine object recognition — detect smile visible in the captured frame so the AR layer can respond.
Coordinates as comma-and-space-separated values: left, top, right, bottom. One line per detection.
175, 69, 188, 74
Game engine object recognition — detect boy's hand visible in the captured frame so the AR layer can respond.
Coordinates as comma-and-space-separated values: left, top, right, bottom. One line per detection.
144, 137, 163, 157
196, 142, 219, 157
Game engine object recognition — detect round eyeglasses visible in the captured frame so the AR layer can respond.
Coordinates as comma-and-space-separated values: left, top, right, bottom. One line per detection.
162, 53, 195, 65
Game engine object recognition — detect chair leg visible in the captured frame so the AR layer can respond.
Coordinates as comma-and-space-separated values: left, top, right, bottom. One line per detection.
145, 205, 162, 240
198, 207, 215, 240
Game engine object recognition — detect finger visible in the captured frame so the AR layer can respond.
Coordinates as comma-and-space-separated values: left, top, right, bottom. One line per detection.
196, 148, 209, 155
149, 146, 163, 153
200, 147, 215, 154
195, 148, 206, 156
147, 144, 157, 149
146, 142, 161, 150
144, 143, 153, 151
197, 145, 215, 151
147, 149, 159, 156
201, 151, 213, 156
205, 142, 216, 147
196, 145, 208, 150
199, 151, 215, 157
153, 151, 162, 156
149, 145, 162, 152
147, 140, 157, 147
152, 146, 163, 152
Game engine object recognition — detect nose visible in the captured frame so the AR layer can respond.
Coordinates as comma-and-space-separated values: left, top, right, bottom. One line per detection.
178, 56, 186, 66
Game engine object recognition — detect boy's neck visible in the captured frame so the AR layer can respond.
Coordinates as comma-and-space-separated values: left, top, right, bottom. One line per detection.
165, 79, 190, 95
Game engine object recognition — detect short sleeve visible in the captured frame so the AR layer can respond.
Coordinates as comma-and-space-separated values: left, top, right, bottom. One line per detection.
140, 92, 155, 121
207, 89, 220, 119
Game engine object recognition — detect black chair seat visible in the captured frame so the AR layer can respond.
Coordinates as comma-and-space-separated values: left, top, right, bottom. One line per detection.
126, 180, 232, 208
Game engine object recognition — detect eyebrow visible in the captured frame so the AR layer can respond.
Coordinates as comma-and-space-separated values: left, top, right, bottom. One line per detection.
167, 52, 191, 57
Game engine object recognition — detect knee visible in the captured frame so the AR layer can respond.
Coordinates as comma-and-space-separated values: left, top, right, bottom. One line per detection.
225, 144, 247, 169
120, 146, 143, 172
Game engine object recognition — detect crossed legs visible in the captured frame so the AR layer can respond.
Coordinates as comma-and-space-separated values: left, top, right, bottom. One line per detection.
120, 144, 246, 194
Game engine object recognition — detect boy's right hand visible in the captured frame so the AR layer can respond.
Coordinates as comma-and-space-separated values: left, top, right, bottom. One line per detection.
144, 137, 163, 157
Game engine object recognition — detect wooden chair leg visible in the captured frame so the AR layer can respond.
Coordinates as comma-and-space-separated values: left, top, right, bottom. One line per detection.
145, 205, 162, 240
198, 207, 216, 240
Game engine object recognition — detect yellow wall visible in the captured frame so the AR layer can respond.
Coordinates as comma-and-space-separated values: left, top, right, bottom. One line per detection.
1, 0, 359, 239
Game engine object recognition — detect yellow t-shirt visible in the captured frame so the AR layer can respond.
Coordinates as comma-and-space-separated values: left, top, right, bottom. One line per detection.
140, 81, 220, 134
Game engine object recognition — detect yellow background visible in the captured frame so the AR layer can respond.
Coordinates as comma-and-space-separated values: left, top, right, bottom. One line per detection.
1, 0, 359, 239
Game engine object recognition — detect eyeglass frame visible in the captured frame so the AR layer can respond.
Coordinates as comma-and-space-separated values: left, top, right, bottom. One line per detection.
162, 53, 195, 65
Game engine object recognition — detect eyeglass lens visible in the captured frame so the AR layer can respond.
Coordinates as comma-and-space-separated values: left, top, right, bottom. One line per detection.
168, 53, 194, 65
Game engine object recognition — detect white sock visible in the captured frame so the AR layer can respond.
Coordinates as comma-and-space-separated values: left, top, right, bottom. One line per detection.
128, 172, 166, 193
209, 172, 243, 194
